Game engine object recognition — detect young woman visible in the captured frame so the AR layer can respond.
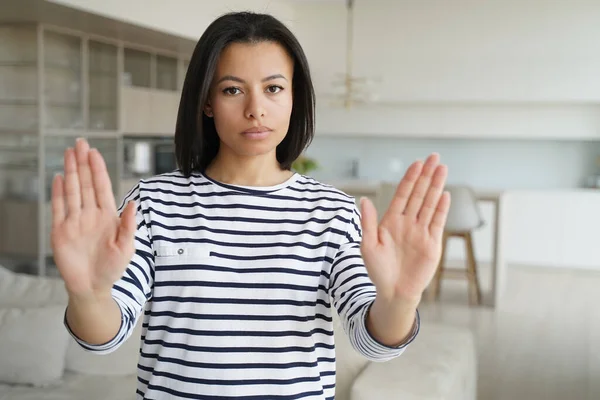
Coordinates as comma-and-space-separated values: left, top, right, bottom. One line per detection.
51, 11, 450, 400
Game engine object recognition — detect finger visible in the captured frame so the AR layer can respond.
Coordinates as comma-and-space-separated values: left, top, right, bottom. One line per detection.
75, 138, 96, 209
116, 201, 137, 252
429, 191, 451, 239
359, 197, 379, 250
384, 160, 423, 218
63, 147, 81, 218
403, 153, 440, 218
417, 164, 448, 226
51, 174, 66, 227
89, 148, 117, 212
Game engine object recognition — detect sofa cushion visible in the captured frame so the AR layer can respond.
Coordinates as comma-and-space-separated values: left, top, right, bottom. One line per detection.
332, 311, 370, 400
0, 266, 67, 308
0, 371, 137, 400
65, 318, 142, 376
0, 306, 70, 387
0, 383, 12, 400
351, 323, 477, 400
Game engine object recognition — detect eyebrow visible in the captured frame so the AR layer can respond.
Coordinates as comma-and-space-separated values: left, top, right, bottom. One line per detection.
216, 74, 288, 84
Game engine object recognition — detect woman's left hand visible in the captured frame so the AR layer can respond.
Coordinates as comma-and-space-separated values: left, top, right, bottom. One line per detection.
360, 153, 450, 304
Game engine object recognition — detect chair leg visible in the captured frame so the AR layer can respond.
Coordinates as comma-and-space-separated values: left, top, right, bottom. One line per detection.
427, 232, 448, 302
464, 232, 482, 305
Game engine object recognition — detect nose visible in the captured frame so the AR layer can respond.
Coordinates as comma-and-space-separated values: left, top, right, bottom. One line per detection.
244, 91, 266, 120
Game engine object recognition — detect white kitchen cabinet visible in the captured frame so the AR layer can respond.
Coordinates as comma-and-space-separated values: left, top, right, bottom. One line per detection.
497, 191, 600, 270
149, 90, 180, 134
502, 192, 567, 267
121, 47, 183, 135
314, 103, 600, 140
558, 194, 600, 269
121, 87, 180, 135
121, 87, 152, 133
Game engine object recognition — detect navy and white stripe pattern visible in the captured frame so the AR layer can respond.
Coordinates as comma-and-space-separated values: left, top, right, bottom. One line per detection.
67, 171, 419, 399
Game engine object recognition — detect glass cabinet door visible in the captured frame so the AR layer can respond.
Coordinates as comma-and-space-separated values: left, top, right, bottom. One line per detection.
156, 55, 178, 91
88, 40, 118, 130
0, 133, 42, 272
123, 48, 151, 88
0, 25, 38, 133
86, 136, 119, 198
42, 135, 118, 205
43, 30, 83, 130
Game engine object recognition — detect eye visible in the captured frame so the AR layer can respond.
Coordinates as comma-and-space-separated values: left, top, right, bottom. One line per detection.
222, 87, 241, 96
266, 85, 283, 94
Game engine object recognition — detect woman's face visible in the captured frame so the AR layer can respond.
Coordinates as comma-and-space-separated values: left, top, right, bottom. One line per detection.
205, 41, 294, 162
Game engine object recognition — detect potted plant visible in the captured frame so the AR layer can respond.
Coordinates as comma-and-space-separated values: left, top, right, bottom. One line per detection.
291, 155, 319, 175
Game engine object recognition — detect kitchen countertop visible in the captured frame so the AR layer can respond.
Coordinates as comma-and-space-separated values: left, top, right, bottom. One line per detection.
326, 179, 504, 200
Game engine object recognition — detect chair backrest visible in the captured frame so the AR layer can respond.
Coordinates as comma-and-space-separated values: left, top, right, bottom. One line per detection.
444, 185, 484, 232
374, 182, 398, 221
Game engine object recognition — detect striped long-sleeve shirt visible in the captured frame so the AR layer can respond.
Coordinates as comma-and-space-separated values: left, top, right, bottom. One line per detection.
66, 171, 419, 399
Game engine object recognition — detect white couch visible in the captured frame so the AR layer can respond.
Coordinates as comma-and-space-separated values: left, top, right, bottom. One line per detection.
0, 266, 476, 400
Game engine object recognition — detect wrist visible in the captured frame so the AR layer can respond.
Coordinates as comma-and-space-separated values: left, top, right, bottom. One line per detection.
367, 296, 419, 348
67, 287, 113, 308
376, 290, 421, 310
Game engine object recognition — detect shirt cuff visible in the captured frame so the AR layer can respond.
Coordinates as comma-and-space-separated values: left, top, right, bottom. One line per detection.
363, 302, 421, 350
63, 302, 127, 353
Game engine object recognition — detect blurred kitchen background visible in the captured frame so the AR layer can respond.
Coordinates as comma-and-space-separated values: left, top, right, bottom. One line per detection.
2, 1, 600, 399
1, 0, 599, 280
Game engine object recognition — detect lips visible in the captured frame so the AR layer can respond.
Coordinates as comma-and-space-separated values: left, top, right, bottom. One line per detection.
242, 126, 272, 139
243, 126, 271, 134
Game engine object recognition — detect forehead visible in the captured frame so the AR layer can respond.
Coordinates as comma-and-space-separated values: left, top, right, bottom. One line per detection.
215, 41, 294, 77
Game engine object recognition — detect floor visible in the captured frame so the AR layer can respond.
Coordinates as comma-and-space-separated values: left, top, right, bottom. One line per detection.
418, 262, 600, 400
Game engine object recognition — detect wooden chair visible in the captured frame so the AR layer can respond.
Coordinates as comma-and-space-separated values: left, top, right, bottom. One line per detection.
428, 185, 485, 306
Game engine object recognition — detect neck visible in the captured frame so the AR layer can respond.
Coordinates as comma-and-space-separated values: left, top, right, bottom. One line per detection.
205, 150, 294, 187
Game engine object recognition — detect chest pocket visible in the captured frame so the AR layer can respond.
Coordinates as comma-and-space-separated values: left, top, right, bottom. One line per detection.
156, 244, 210, 261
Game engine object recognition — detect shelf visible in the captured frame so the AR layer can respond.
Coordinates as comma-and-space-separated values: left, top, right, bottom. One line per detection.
89, 71, 117, 78
0, 62, 36, 68
0, 99, 36, 106
0, 12, 194, 276
0, 25, 38, 66
0, 103, 38, 132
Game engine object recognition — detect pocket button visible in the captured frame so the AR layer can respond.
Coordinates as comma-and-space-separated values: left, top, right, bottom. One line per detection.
177, 248, 184, 255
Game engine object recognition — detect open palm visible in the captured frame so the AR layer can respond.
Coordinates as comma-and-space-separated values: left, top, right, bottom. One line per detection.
51, 139, 137, 298
360, 153, 450, 303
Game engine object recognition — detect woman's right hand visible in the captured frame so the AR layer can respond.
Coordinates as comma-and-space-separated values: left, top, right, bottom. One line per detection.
51, 138, 137, 300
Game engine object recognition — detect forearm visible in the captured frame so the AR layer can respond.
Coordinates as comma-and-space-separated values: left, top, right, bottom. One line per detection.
65, 291, 122, 345
366, 294, 420, 347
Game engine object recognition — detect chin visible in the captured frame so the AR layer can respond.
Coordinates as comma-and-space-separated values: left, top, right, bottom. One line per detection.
232, 142, 278, 158
228, 135, 285, 157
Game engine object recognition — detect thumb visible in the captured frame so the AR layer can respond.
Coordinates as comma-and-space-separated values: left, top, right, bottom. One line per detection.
359, 197, 379, 252
116, 201, 137, 252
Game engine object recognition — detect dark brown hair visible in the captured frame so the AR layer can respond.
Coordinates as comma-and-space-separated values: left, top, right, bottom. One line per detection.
174, 12, 316, 176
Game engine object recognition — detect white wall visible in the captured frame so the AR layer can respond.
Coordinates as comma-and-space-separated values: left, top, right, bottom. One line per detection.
291, 0, 600, 139
47, 0, 296, 40
293, 0, 600, 103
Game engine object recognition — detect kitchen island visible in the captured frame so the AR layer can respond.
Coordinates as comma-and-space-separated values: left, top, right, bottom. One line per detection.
331, 180, 600, 308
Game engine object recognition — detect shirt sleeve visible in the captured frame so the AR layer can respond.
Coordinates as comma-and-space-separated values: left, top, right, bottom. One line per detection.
329, 201, 420, 362
65, 182, 155, 354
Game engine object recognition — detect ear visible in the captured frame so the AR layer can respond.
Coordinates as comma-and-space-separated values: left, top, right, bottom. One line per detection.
204, 100, 213, 118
